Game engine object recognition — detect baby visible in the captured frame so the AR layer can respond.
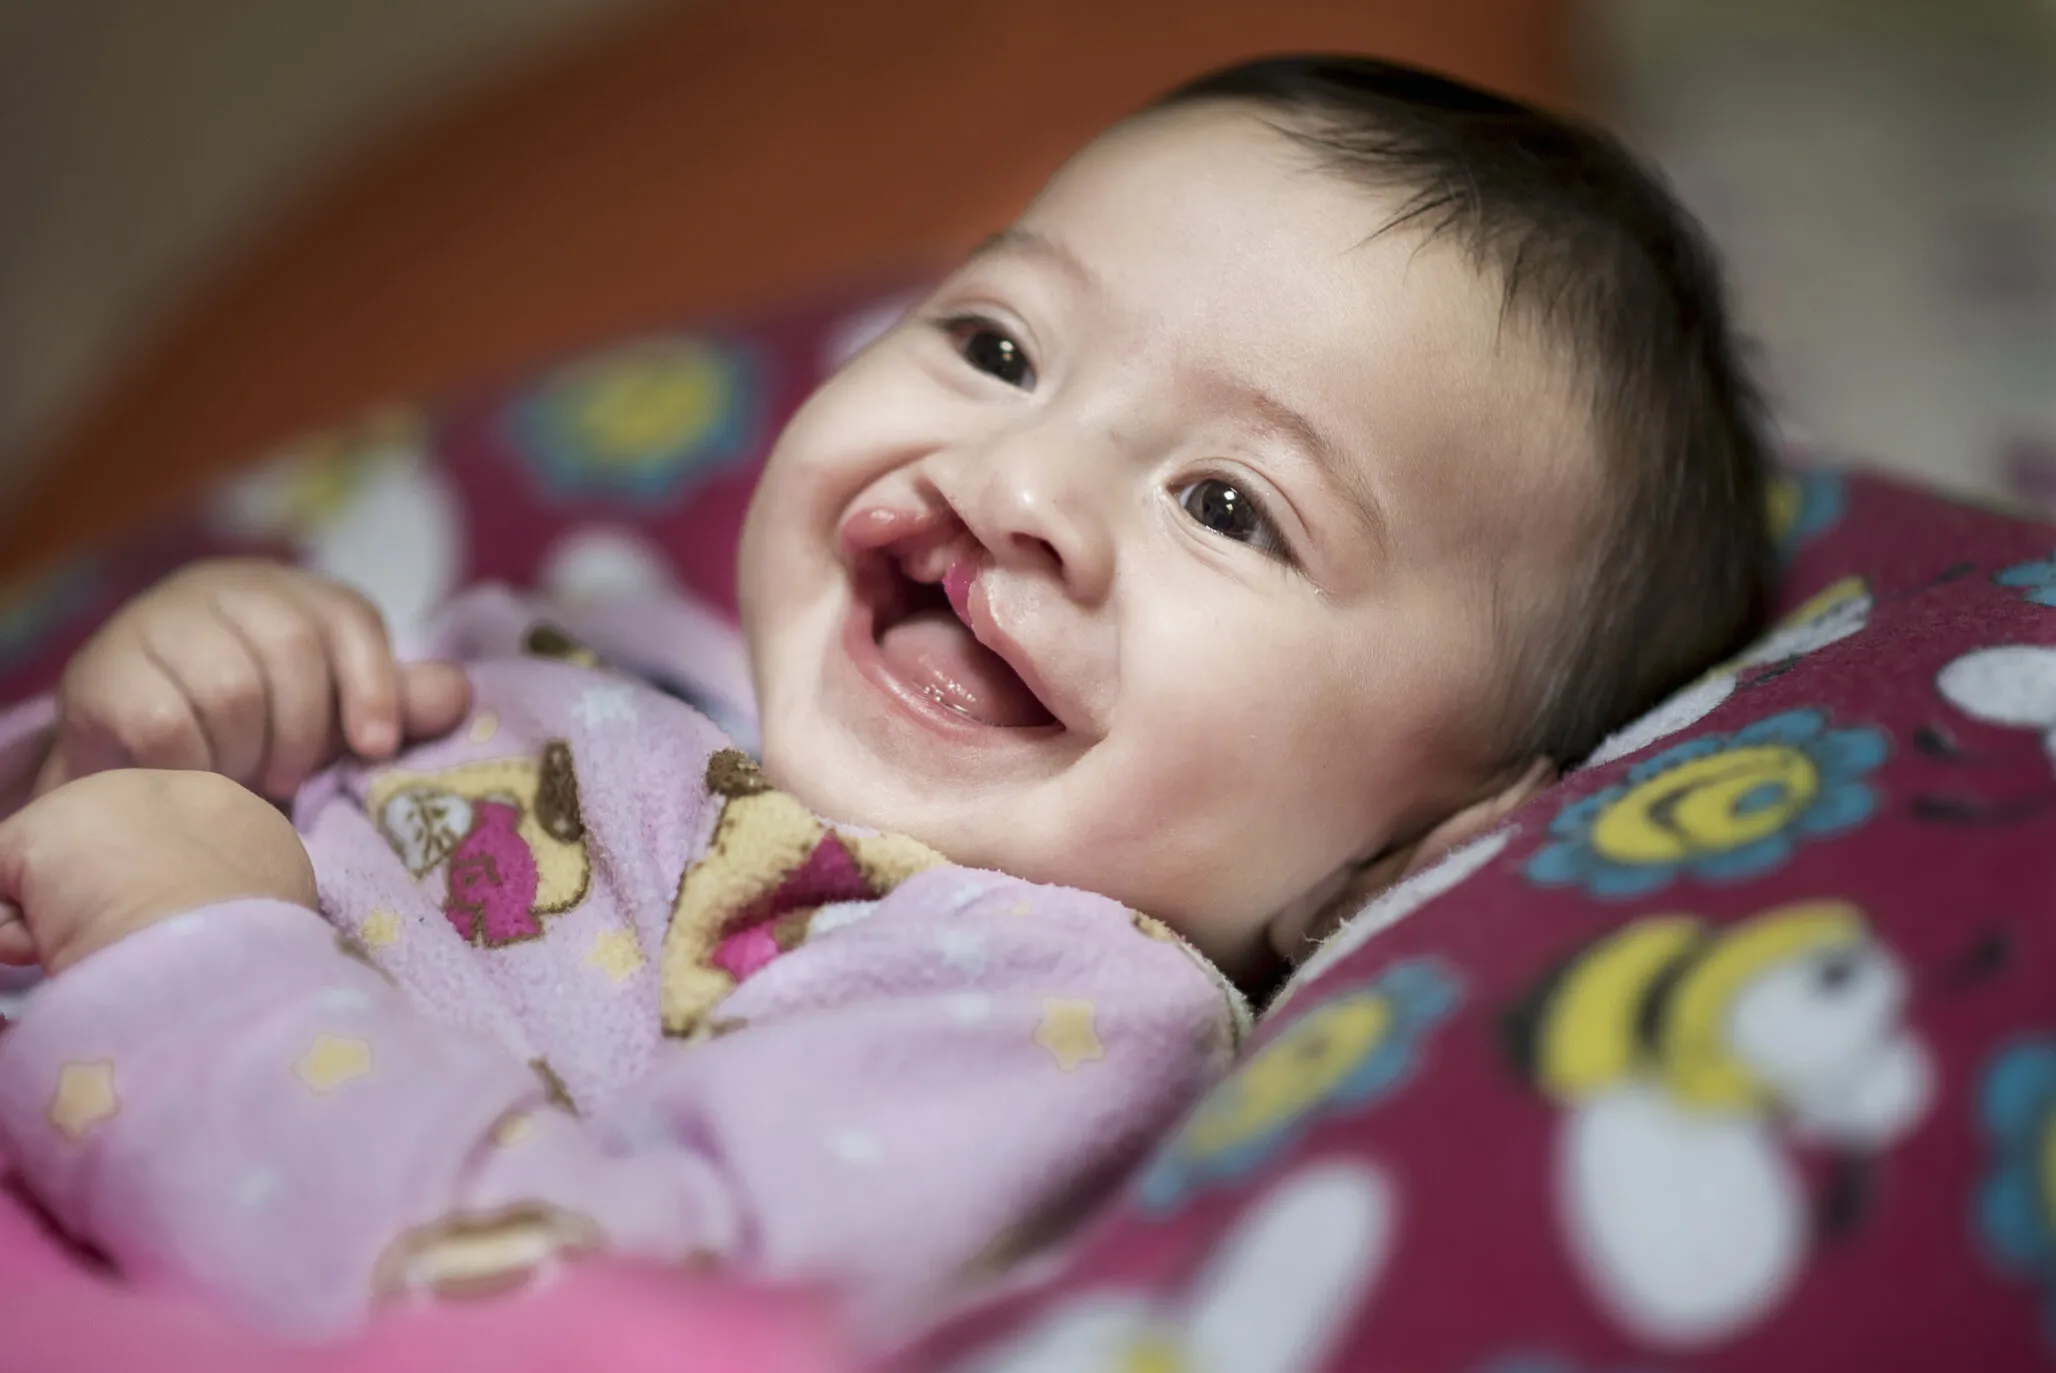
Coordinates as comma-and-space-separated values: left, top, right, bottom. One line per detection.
0, 56, 1772, 1338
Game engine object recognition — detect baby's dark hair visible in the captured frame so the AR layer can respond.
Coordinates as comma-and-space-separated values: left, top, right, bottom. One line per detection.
1156, 56, 1777, 769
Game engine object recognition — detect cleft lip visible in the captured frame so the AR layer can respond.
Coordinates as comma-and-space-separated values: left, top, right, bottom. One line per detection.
946, 562, 1079, 734
837, 500, 1084, 735
839, 502, 962, 638
942, 558, 977, 625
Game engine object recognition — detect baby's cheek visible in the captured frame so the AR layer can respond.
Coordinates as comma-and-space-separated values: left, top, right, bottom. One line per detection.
1066, 749, 1322, 955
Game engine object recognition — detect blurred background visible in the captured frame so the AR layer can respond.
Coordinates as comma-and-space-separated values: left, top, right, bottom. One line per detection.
1, 0, 2052, 578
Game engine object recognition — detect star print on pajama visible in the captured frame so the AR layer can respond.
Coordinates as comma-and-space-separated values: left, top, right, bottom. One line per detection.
357, 909, 402, 949
294, 1035, 375, 1095
47, 1060, 118, 1142
585, 928, 645, 983
1036, 999, 1107, 1072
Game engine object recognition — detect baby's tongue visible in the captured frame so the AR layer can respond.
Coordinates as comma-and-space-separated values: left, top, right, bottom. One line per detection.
877, 609, 1052, 727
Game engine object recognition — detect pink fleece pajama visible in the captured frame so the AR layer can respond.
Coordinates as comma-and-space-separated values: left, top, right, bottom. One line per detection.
0, 584, 1245, 1339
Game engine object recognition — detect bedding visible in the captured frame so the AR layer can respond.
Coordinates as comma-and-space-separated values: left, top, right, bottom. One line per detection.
3, 292, 2054, 1370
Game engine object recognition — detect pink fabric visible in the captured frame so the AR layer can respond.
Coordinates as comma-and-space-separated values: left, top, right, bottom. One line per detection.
0, 288, 916, 1366
0, 1257, 843, 1373
0, 583, 1239, 1343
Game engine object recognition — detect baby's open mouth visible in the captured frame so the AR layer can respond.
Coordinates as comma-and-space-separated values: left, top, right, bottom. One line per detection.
857, 552, 1058, 730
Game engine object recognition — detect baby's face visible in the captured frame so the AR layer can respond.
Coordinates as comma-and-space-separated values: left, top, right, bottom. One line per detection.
739, 104, 1591, 979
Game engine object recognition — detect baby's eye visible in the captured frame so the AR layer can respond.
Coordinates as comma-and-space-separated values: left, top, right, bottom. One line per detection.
1178, 478, 1287, 559
943, 317, 1037, 391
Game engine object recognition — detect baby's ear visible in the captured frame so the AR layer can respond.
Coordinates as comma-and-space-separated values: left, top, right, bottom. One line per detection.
1398, 755, 1554, 886
1266, 756, 1555, 966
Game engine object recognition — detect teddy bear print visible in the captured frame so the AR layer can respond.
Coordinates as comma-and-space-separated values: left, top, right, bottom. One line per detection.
660, 750, 947, 1036
367, 742, 591, 947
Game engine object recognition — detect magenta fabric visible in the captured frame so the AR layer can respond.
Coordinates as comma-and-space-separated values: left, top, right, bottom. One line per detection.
0, 279, 923, 702
898, 467, 2056, 1372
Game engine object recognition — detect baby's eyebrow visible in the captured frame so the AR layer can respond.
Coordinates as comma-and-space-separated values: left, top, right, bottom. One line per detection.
1238, 384, 1388, 551
971, 227, 1103, 298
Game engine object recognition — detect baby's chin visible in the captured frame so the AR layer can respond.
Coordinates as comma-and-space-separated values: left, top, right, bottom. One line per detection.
755, 708, 1295, 983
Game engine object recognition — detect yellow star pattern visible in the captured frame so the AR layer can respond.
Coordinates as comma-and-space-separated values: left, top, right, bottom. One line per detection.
295, 1034, 374, 1095
1034, 998, 1105, 1073
468, 710, 500, 744
358, 908, 402, 950
1009, 900, 1034, 917
586, 928, 646, 985
47, 1060, 119, 1142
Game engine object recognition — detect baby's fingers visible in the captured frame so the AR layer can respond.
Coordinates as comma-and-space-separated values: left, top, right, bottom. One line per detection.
400, 660, 471, 743
56, 629, 212, 778
143, 605, 271, 786
214, 586, 337, 798
295, 580, 405, 762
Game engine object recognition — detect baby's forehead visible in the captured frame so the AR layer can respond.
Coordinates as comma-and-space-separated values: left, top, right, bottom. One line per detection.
1010, 105, 1606, 573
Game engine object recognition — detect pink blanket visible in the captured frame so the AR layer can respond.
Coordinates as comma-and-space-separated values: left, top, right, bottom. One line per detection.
0, 1155, 845, 1372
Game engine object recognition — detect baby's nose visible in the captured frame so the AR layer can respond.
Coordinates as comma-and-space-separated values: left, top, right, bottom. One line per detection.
960, 444, 1115, 603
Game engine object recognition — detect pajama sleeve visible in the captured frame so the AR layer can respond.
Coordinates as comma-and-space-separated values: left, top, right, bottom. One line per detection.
0, 871, 1240, 1340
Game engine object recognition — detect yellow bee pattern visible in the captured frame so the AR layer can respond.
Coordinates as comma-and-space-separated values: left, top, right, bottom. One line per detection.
1508, 900, 1932, 1349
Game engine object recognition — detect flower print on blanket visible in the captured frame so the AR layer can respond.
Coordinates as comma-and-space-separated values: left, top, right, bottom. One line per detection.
1135, 959, 1458, 1212
510, 336, 762, 506
1505, 900, 1932, 1349
1582, 576, 1874, 769
1995, 549, 2056, 609
1975, 1037, 2056, 1345
367, 741, 590, 946
1766, 467, 1847, 558
1530, 709, 1887, 899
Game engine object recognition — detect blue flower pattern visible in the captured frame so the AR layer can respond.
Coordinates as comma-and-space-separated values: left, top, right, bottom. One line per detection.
512, 336, 762, 505
1526, 709, 1887, 900
1977, 1038, 2056, 1341
1770, 468, 1847, 558
1135, 960, 1459, 1213
1996, 550, 2056, 609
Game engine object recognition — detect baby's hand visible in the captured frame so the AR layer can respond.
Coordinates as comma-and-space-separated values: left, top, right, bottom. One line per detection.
39, 559, 470, 800
0, 770, 319, 974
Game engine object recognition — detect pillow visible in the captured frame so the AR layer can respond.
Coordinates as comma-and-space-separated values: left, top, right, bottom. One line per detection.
897, 465, 2056, 1372
0, 280, 921, 705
